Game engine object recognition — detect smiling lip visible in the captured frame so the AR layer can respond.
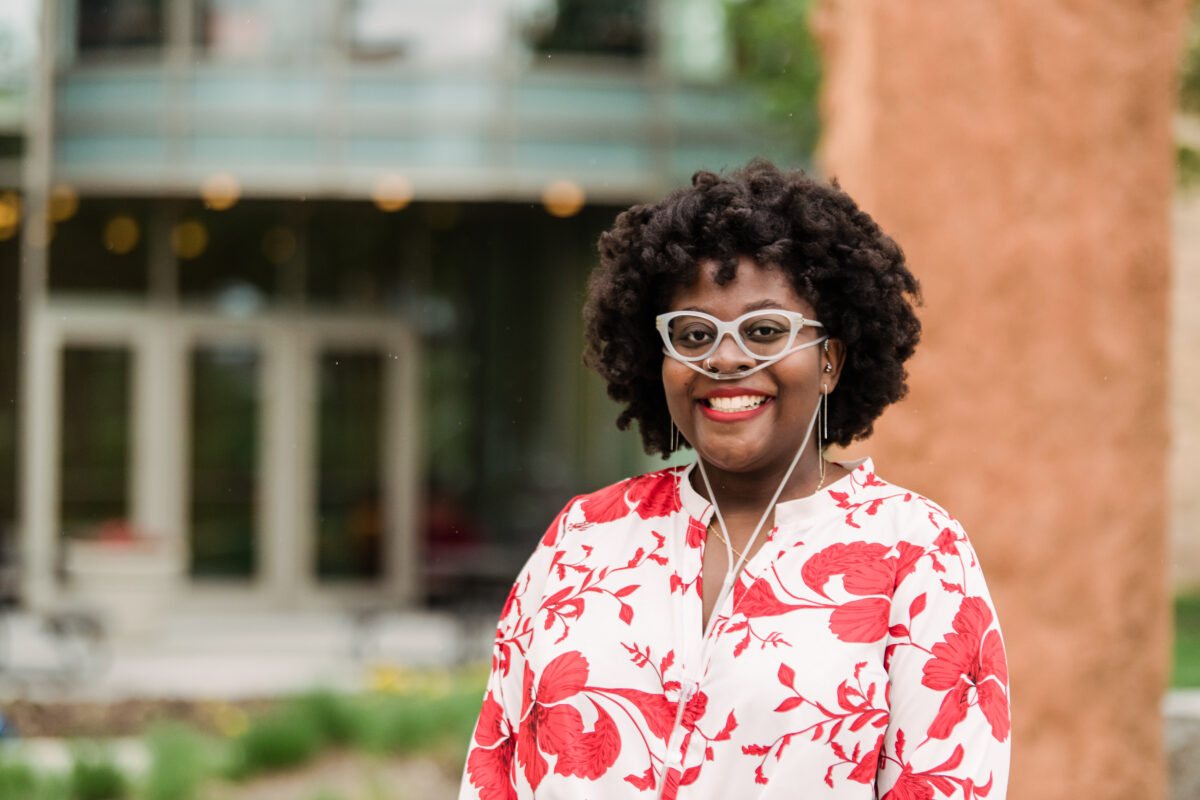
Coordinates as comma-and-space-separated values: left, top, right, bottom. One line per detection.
697, 387, 774, 422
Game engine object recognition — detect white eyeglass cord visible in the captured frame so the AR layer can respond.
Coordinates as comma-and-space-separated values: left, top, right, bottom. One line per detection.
669, 335, 828, 380
654, 393, 822, 799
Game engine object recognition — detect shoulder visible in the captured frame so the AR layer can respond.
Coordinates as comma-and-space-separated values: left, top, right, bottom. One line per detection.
541, 467, 688, 546
829, 459, 967, 550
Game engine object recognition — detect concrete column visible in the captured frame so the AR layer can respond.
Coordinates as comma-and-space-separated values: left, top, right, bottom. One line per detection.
816, 1, 1187, 798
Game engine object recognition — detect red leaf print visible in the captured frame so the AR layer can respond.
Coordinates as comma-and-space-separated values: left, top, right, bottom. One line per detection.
933, 527, 958, 555
734, 577, 804, 617
627, 470, 683, 519
614, 585, 638, 598
801, 542, 891, 598
624, 766, 656, 791
466, 737, 516, 800
893, 541, 925, 586
580, 480, 632, 524
778, 663, 796, 688
552, 700, 621, 779
537, 651, 589, 704
619, 603, 634, 624
889, 624, 910, 638
828, 598, 891, 642
742, 744, 772, 756
940, 580, 965, 595
606, 687, 677, 740
714, 710, 738, 741
909, 592, 927, 620
774, 696, 804, 712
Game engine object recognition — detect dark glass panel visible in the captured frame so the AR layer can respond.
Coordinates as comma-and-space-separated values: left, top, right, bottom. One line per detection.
77, 0, 166, 52
60, 347, 130, 539
190, 345, 258, 578
316, 350, 383, 581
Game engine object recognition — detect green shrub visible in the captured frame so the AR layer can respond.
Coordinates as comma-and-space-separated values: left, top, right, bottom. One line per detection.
355, 686, 481, 756
141, 724, 213, 800
1175, 592, 1200, 687
0, 757, 37, 800
228, 706, 322, 779
68, 746, 127, 800
289, 690, 360, 746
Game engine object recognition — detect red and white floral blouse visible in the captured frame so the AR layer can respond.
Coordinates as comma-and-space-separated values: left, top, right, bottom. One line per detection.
460, 459, 1010, 800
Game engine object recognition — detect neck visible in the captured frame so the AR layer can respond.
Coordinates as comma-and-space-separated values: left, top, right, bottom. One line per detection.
693, 444, 825, 514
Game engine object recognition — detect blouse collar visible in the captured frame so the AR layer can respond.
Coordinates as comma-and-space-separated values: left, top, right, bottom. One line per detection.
677, 457, 875, 529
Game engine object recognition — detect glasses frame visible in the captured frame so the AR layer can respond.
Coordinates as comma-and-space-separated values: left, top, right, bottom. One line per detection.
655, 308, 825, 363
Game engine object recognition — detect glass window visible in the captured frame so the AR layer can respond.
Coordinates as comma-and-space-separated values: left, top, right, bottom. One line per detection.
178, 202, 280, 311
49, 197, 150, 296
77, 0, 166, 53
529, 0, 648, 57
316, 350, 383, 581
60, 347, 131, 540
190, 345, 259, 578
194, 0, 330, 60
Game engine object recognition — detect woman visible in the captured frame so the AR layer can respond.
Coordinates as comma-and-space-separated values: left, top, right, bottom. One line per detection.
461, 161, 1009, 799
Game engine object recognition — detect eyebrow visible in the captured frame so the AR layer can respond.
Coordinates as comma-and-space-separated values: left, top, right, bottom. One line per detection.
678, 299, 788, 314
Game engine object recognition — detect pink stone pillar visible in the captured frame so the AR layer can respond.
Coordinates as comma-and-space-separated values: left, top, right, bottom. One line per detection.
815, 2, 1188, 798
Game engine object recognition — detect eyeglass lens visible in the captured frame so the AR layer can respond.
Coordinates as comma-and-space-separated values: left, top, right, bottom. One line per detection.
667, 312, 797, 358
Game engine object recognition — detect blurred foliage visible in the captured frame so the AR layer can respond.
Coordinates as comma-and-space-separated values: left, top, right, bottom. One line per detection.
1175, 592, 1200, 688
1182, 1, 1200, 114
0, 758, 38, 800
68, 746, 126, 800
1179, 144, 1200, 189
142, 724, 213, 800
725, 0, 822, 154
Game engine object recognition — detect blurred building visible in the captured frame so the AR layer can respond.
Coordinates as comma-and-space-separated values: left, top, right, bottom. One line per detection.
1, 0, 802, 616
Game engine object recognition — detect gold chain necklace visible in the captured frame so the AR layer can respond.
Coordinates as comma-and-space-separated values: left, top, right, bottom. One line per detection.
709, 463, 827, 563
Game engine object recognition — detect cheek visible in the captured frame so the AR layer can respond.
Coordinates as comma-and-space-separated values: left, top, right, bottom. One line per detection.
661, 361, 694, 415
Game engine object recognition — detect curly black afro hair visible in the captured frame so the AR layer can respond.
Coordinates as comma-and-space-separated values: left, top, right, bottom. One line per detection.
583, 159, 922, 458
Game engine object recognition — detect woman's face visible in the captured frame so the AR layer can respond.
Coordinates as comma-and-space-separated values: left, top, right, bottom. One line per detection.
662, 256, 842, 477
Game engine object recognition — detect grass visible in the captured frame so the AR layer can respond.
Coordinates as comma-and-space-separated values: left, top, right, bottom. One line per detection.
1174, 592, 1200, 688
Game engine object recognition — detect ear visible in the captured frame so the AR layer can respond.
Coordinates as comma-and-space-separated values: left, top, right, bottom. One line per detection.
821, 339, 846, 393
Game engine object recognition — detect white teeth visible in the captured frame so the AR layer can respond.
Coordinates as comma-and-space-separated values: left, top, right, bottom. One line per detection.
707, 395, 769, 412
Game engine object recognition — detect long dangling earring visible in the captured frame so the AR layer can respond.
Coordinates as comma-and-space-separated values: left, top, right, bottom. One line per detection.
818, 384, 828, 489
670, 421, 679, 453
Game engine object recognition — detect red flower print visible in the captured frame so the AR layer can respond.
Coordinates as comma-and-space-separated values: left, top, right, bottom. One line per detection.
802, 542, 893, 598
466, 692, 517, 800
881, 764, 935, 800
541, 502, 573, 546
627, 470, 683, 519
921, 597, 1010, 742
580, 480, 634, 524
466, 739, 516, 800
686, 517, 705, 549
579, 470, 681, 525
847, 733, 884, 783
513, 652, 622, 789
828, 597, 891, 642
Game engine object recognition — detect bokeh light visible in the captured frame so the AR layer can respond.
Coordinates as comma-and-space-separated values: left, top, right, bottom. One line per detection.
542, 179, 585, 218
371, 172, 413, 212
49, 184, 79, 222
261, 225, 297, 264
102, 215, 140, 254
171, 219, 209, 259
201, 172, 241, 211
0, 192, 20, 241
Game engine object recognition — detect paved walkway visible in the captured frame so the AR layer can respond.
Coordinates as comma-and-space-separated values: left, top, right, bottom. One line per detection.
0, 607, 495, 701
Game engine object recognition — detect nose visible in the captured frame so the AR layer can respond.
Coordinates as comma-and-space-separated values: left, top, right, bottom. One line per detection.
704, 331, 754, 374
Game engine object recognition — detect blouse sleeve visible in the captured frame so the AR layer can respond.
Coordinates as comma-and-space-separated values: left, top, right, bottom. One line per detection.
875, 517, 1011, 799
459, 498, 577, 800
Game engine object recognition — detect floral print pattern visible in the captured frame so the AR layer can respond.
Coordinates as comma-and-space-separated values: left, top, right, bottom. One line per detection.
461, 460, 1009, 799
